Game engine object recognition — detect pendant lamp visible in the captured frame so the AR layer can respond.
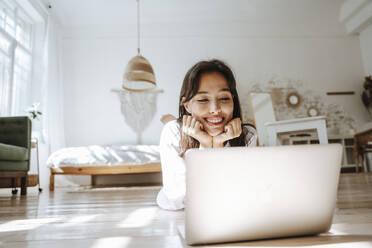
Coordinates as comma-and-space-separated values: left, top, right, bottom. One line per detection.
122, 0, 156, 92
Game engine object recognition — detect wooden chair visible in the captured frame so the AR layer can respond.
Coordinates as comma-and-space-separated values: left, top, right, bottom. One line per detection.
354, 128, 372, 173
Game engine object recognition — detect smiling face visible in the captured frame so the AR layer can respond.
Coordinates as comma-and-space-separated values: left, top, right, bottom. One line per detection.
183, 72, 234, 137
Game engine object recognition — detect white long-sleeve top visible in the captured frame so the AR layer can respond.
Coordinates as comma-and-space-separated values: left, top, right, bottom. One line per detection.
156, 120, 258, 211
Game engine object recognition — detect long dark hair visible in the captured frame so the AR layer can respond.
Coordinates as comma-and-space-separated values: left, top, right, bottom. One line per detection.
178, 59, 247, 155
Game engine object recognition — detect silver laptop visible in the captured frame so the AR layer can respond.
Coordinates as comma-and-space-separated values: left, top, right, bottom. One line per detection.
184, 144, 342, 245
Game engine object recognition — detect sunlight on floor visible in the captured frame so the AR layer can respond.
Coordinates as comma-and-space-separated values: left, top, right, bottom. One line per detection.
220, 243, 372, 248
330, 223, 372, 235
329, 225, 349, 235
90, 237, 131, 248
60, 214, 100, 227
0, 218, 59, 232
117, 207, 158, 228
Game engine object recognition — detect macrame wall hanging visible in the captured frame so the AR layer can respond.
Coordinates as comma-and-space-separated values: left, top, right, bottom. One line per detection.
112, 89, 163, 144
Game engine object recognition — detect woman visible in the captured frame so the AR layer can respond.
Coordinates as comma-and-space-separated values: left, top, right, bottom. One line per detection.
157, 60, 257, 210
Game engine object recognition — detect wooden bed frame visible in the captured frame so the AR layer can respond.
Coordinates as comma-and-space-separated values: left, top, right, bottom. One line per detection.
49, 162, 162, 191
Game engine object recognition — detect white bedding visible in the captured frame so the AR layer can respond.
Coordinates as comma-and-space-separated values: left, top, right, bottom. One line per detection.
47, 145, 160, 168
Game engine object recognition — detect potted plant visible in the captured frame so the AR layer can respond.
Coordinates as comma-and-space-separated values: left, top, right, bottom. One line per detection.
25, 103, 42, 121
361, 76, 372, 117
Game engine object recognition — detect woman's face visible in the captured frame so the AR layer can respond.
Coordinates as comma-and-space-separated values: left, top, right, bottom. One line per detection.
184, 72, 234, 136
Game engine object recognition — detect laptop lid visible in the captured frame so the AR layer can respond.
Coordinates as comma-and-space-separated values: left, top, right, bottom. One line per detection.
184, 144, 342, 245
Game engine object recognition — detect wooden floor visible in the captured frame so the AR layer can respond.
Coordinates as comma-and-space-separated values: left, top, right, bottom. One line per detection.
0, 173, 372, 248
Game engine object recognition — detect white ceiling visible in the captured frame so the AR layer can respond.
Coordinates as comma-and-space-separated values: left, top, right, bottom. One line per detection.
45, 0, 345, 32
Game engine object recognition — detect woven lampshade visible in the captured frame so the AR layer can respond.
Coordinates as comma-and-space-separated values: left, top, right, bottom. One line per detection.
122, 55, 156, 92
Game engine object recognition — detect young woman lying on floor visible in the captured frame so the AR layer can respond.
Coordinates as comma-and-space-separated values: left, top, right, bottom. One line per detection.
157, 59, 257, 210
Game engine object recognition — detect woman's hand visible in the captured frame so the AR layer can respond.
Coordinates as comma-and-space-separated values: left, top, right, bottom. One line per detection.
213, 118, 242, 147
182, 115, 213, 148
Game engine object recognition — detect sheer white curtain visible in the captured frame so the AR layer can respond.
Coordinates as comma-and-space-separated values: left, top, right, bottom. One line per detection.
40, 14, 65, 153
37, 12, 77, 187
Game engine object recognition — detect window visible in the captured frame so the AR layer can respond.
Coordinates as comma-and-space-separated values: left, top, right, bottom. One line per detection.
0, 0, 33, 116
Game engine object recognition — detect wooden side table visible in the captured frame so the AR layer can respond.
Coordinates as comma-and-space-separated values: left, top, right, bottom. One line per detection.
31, 138, 42, 192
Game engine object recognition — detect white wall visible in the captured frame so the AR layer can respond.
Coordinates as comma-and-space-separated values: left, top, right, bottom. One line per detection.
339, 0, 372, 76
360, 24, 372, 75
61, 21, 367, 147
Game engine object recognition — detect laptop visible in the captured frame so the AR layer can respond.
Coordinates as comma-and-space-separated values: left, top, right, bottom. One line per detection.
183, 144, 342, 245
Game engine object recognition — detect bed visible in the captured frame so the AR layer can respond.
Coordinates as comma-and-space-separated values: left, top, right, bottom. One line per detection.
47, 145, 161, 190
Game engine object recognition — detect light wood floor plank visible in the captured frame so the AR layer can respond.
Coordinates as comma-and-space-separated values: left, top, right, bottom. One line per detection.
0, 173, 371, 248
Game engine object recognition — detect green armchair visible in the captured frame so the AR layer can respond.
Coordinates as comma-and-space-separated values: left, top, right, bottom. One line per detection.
0, 116, 32, 195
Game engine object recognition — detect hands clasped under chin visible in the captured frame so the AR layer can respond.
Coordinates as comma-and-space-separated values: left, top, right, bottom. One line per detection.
182, 115, 242, 148
182, 115, 213, 148
213, 118, 242, 147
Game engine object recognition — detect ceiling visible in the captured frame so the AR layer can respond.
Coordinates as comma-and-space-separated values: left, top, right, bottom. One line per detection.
44, 0, 345, 32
